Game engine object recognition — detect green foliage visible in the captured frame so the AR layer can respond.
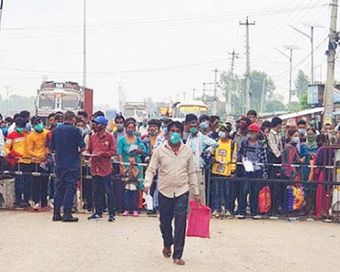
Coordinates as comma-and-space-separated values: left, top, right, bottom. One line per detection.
220, 70, 277, 114
0, 95, 36, 117
295, 70, 309, 99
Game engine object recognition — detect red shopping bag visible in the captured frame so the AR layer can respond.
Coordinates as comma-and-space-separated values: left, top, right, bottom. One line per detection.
258, 186, 271, 213
186, 201, 211, 238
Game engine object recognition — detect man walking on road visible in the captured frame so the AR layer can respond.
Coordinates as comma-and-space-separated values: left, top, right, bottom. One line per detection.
50, 111, 85, 222
144, 121, 202, 266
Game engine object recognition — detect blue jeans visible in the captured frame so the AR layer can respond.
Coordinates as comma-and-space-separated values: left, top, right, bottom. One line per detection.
54, 168, 79, 215
238, 170, 262, 216
14, 163, 32, 204
212, 178, 233, 212
92, 175, 115, 216
124, 190, 138, 212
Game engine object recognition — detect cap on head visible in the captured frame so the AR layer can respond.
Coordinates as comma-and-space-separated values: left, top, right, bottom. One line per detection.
93, 116, 108, 126
248, 123, 260, 133
30, 116, 41, 125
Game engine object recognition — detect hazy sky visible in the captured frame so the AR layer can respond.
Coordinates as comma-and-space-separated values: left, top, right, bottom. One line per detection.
0, 0, 336, 109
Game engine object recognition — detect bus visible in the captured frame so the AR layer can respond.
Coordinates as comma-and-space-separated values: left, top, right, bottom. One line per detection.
171, 100, 209, 121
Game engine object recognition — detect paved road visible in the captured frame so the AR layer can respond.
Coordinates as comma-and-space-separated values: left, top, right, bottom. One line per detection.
0, 211, 340, 272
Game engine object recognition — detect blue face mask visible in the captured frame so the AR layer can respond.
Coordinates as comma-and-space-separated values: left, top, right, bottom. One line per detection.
56, 123, 63, 128
298, 129, 306, 135
78, 128, 84, 135
200, 122, 209, 130
1, 127, 8, 135
126, 130, 135, 136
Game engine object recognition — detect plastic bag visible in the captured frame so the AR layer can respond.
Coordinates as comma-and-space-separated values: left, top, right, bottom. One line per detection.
258, 186, 271, 213
186, 201, 211, 238
287, 184, 306, 212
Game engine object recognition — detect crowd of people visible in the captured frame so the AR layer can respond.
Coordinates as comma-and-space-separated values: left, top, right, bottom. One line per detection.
0, 108, 335, 221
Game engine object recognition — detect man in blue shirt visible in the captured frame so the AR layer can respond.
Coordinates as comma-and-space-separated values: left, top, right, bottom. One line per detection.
50, 111, 86, 222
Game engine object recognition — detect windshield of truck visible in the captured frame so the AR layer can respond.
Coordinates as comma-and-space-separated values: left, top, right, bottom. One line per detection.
177, 105, 208, 118
123, 109, 135, 117
38, 94, 55, 109
61, 94, 78, 110
136, 109, 148, 118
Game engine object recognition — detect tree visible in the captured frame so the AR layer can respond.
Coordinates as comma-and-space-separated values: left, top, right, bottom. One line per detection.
265, 98, 286, 112
295, 70, 309, 100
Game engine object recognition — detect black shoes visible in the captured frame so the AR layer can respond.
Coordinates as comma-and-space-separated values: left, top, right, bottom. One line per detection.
88, 214, 103, 220
52, 214, 63, 222
108, 215, 115, 222
62, 214, 79, 222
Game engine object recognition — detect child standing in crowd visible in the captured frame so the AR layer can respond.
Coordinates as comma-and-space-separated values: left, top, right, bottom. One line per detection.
211, 124, 235, 217
238, 123, 268, 218
122, 156, 139, 216
118, 118, 147, 216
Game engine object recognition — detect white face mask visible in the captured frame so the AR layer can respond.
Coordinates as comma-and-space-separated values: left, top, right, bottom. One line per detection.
292, 136, 300, 144
218, 131, 227, 139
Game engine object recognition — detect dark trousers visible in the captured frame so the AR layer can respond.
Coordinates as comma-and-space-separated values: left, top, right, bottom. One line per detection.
32, 164, 49, 207
124, 190, 138, 212
93, 175, 115, 216
238, 170, 262, 216
113, 174, 125, 213
82, 177, 93, 210
158, 192, 188, 260
13, 163, 32, 204
54, 168, 79, 215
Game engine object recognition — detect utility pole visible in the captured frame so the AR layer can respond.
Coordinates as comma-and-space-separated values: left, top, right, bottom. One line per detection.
227, 51, 239, 119
212, 68, 219, 115
274, 45, 300, 104
83, 0, 87, 88
260, 77, 266, 113
240, 17, 255, 113
117, 82, 125, 113
290, 24, 323, 84
323, 0, 339, 125
202, 82, 214, 103
182, 92, 186, 100
0, 0, 4, 34
192, 88, 196, 100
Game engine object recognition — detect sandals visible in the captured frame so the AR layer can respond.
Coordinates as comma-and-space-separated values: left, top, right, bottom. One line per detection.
162, 247, 171, 258
173, 259, 186, 266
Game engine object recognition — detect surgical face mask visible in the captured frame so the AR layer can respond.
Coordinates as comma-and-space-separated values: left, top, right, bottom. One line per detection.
25, 123, 31, 131
149, 130, 158, 136
34, 123, 44, 133
56, 122, 63, 128
298, 128, 306, 135
163, 127, 168, 134
291, 136, 300, 144
169, 132, 181, 145
78, 127, 85, 135
200, 122, 209, 131
16, 127, 24, 133
142, 122, 147, 127
218, 131, 227, 139
189, 127, 198, 134
126, 130, 135, 136
307, 134, 316, 142
116, 124, 124, 131
1, 126, 8, 135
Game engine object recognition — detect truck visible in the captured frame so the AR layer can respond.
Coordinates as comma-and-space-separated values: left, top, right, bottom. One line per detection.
122, 102, 149, 122
35, 81, 93, 124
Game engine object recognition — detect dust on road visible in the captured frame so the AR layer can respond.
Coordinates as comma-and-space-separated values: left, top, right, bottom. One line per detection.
0, 211, 340, 272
